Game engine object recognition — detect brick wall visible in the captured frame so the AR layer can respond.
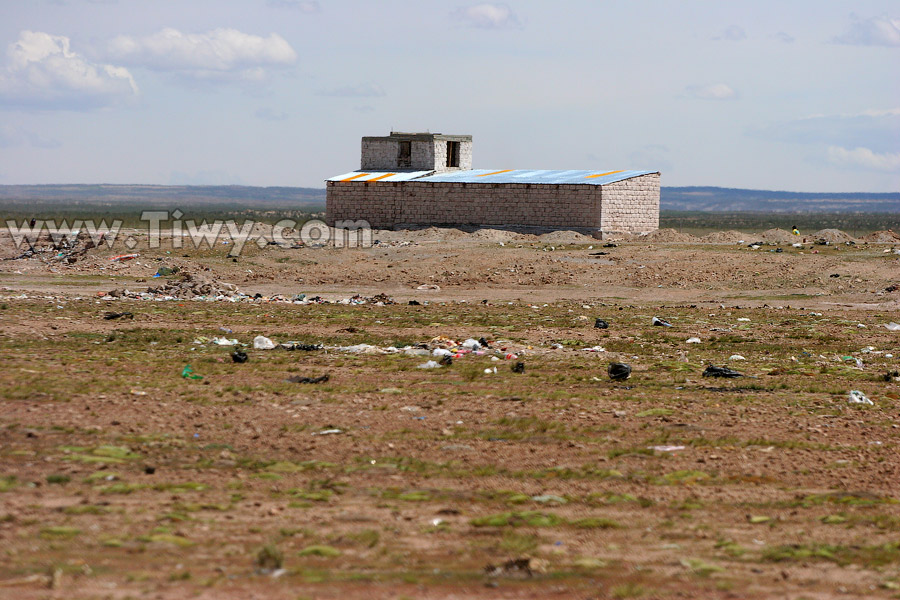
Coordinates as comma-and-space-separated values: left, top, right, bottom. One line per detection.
326, 174, 660, 234
600, 173, 660, 234
360, 138, 472, 171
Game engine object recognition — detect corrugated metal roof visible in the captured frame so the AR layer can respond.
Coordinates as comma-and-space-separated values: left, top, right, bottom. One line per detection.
417, 169, 656, 185
326, 170, 433, 182
326, 169, 656, 185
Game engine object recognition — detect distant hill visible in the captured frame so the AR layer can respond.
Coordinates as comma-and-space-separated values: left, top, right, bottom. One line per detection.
661, 186, 899, 213
0, 183, 897, 213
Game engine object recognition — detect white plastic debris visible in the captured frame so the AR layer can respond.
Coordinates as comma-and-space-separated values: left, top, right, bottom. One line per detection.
857, 324, 867, 329
792, 243, 803, 248
311, 429, 342, 436
649, 445, 686, 452
213, 337, 238, 346
886, 323, 900, 331
686, 337, 701, 344
461, 338, 481, 350
483, 366, 497, 374
737, 317, 751, 322
582, 345, 607, 352
432, 348, 453, 357
848, 390, 873, 405
417, 360, 442, 369
652, 317, 672, 327
729, 354, 746, 361
253, 335, 276, 350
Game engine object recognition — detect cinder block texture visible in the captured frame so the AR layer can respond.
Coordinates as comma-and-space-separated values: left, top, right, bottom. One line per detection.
326, 172, 660, 234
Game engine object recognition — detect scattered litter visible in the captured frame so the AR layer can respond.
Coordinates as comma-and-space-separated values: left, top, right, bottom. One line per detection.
883, 371, 900, 382
886, 323, 900, 331
280, 342, 322, 351
607, 362, 632, 381
652, 317, 672, 327
737, 317, 751, 322
702, 364, 744, 378
729, 354, 746, 361
181, 365, 203, 380
594, 318, 609, 329
103, 311, 133, 320
417, 360, 442, 369
285, 374, 330, 384
212, 337, 238, 346
109, 253, 139, 262
848, 390, 873, 405
583, 345, 607, 352
686, 337, 701, 343
416, 284, 441, 291
511, 362, 525, 373
311, 429, 342, 436
129, 389, 147, 396
253, 336, 276, 350
231, 350, 248, 363
649, 445, 685, 452
484, 367, 497, 374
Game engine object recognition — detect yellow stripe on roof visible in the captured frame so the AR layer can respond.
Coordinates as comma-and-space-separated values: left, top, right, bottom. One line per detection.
477, 169, 514, 177
367, 173, 397, 182
340, 173, 370, 182
585, 170, 625, 179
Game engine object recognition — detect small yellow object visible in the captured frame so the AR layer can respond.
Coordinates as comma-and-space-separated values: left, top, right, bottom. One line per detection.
792, 228, 800, 235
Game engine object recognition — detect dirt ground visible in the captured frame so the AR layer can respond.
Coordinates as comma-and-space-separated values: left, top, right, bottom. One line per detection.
1, 225, 900, 599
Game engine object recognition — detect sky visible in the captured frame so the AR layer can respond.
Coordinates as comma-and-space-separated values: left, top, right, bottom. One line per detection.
0, 0, 897, 193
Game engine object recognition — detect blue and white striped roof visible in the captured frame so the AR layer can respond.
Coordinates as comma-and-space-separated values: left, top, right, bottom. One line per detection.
327, 169, 655, 185
326, 170, 433, 182
418, 169, 655, 185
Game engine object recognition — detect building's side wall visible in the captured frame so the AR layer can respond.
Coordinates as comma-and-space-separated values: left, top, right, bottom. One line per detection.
360, 139, 399, 170
327, 181, 602, 230
432, 140, 474, 172
326, 174, 659, 232
599, 173, 660, 234
411, 141, 434, 170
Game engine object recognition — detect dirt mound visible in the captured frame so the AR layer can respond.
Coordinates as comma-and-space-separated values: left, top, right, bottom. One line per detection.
638, 228, 697, 243
700, 230, 748, 244
759, 228, 796, 244
811, 229, 856, 243
861, 230, 900, 243
469, 228, 521, 242
538, 230, 594, 244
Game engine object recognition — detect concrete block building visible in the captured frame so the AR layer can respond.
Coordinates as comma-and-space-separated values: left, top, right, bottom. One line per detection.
326, 131, 659, 236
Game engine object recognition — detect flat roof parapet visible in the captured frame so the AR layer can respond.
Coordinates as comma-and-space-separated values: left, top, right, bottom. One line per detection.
362, 132, 472, 142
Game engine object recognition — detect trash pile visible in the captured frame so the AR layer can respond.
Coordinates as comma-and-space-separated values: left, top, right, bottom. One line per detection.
5, 231, 100, 264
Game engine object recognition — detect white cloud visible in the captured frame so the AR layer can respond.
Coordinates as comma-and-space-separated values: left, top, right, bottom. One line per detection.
254, 107, 288, 121
686, 83, 737, 100
753, 108, 900, 153
267, 0, 320, 13
0, 30, 138, 110
452, 3, 522, 29
772, 31, 795, 44
317, 82, 385, 97
714, 25, 746, 41
834, 15, 900, 47
106, 28, 297, 81
827, 146, 900, 171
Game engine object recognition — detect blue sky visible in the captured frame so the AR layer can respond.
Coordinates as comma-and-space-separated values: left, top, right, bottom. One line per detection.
0, 0, 897, 192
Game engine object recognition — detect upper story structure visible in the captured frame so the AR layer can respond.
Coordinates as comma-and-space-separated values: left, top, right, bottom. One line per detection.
361, 132, 473, 173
